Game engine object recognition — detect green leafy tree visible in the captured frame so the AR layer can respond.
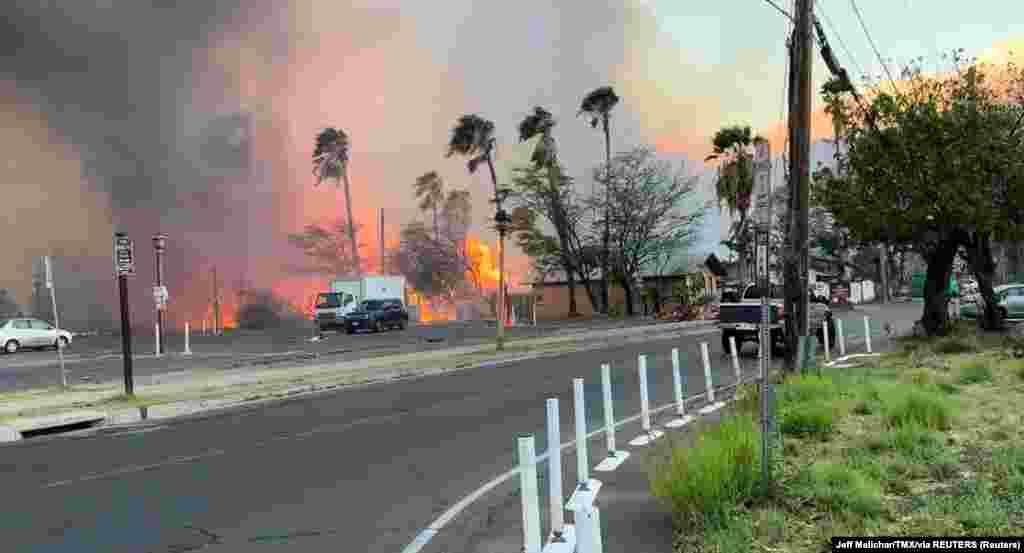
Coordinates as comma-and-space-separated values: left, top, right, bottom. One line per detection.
579, 86, 620, 314
815, 55, 1024, 334
312, 128, 362, 275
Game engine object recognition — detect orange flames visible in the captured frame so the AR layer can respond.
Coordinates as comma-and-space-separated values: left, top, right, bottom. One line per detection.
466, 237, 501, 291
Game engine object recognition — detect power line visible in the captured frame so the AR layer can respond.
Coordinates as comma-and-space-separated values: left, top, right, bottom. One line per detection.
848, 0, 899, 93
816, 1, 867, 81
763, 0, 794, 21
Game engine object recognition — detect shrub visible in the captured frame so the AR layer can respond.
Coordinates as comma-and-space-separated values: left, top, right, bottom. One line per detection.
648, 415, 761, 529
781, 401, 836, 438
779, 374, 841, 405
882, 387, 954, 431
793, 462, 883, 517
886, 423, 944, 460
957, 359, 993, 385
936, 381, 961, 395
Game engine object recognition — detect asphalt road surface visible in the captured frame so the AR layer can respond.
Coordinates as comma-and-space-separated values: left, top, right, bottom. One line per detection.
0, 327, 795, 553
0, 317, 677, 391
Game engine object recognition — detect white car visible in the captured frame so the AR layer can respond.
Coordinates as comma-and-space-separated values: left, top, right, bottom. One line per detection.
0, 317, 73, 354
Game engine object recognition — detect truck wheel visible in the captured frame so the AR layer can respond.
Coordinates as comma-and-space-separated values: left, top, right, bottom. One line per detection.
721, 333, 733, 354
398, 320, 406, 331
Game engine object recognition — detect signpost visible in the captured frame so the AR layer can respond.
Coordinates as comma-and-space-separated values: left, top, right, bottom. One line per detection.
43, 256, 67, 389
114, 233, 136, 396
753, 139, 773, 488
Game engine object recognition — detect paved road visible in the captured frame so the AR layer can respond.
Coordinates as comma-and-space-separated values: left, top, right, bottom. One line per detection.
1, 324, 804, 553
0, 317, 677, 391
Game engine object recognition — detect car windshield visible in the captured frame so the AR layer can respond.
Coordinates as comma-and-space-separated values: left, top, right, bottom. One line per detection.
0, 318, 10, 328
361, 300, 386, 311
316, 293, 341, 309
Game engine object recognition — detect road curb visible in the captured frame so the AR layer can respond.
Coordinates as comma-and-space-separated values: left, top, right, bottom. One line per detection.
1, 321, 722, 438
0, 425, 21, 442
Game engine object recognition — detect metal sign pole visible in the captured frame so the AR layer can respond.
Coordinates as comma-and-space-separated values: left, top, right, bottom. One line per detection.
114, 233, 136, 396
44, 256, 67, 390
754, 140, 773, 490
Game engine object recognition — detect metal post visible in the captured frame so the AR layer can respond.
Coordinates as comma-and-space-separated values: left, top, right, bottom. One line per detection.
730, 336, 742, 385
573, 378, 590, 491
517, 434, 542, 553
43, 256, 67, 390
184, 322, 192, 355
638, 355, 651, 431
153, 233, 167, 356
154, 322, 161, 358
118, 274, 134, 396
837, 318, 846, 357
864, 315, 872, 353
545, 398, 565, 542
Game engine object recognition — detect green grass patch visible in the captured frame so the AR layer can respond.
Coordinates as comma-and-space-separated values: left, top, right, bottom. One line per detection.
880, 386, 955, 431
932, 334, 979, 354
957, 359, 993, 384
780, 401, 837, 438
791, 462, 884, 518
648, 415, 761, 530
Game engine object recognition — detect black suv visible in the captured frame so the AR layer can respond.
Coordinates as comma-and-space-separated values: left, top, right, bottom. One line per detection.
344, 298, 409, 334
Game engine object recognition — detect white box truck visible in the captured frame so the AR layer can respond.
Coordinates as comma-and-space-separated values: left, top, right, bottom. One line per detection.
314, 275, 408, 331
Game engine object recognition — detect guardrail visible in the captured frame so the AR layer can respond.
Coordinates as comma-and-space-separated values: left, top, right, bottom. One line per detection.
401, 314, 886, 553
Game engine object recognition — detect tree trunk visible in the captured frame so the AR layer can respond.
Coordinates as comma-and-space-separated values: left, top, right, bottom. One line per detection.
736, 215, 749, 282
340, 173, 362, 275
566, 273, 579, 317
548, 167, 580, 317
432, 205, 440, 242
965, 232, 1002, 330
920, 237, 959, 336
621, 277, 635, 317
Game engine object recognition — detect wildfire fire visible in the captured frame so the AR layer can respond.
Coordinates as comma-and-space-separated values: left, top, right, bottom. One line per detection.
466, 237, 501, 291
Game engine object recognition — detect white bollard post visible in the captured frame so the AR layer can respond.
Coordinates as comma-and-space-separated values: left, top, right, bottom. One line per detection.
699, 342, 723, 414
729, 336, 741, 382
573, 378, 590, 491
545, 399, 566, 542
638, 355, 651, 431
184, 322, 192, 355
155, 322, 162, 358
665, 348, 693, 429
517, 435, 543, 553
574, 505, 604, 553
202, 319, 207, 336
595, 364, 630, 472
823, 320, 831, 363
629, 355, 664, 446
568, 378, 602, 509
837, 318, 846, 357
864, 315, 872, 353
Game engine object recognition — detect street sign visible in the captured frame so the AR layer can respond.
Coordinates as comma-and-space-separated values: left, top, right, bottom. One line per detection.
43, 256, 53, 289
114, 236, 135, 276
153, 285, 169, 309
753, 142, 772, 227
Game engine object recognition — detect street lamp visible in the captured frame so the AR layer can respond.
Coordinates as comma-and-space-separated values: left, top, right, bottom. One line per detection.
152, 233, 167, 356
493, 191, 512, 351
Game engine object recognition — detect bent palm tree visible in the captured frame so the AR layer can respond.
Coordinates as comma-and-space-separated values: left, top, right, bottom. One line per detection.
447, 114, 508, 349
313, 127, 362, 275
518, 106, 580, 316
579, 86, 620, 314
413, 171, 445, 241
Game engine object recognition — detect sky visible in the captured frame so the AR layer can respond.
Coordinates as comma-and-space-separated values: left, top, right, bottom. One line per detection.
0, 0, 1020, 326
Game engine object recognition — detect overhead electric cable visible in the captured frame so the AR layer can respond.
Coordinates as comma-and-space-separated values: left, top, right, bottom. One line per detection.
848, 0, 899, 93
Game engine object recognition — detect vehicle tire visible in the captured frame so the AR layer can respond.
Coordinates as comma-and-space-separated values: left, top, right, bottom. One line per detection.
721, 332, 732, 354
398, 319, 406, 331
54, 336, 69, 350
374, 320, 383, 333
345, 327, 354, 335
4, 340, 18, 354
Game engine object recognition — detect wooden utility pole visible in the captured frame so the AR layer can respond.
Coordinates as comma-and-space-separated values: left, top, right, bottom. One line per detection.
784, 0, 815, 370
212, 266, 222, 335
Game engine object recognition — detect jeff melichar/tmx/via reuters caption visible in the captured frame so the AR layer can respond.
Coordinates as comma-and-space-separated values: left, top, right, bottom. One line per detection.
832, 537, 1024, 552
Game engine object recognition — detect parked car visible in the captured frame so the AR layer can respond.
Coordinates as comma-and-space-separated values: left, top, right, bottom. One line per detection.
343, 298, 409, 334
960, 283, 1024, 321
0, 317, 74, 354
718, 283, 833, 354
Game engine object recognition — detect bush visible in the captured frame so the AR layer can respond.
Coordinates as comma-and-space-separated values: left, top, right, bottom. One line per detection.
957, 359, 993, 385
781, 401, 837, 438
882, 387, 954, 431
649, 415, 761, 529
793, 463, 883, 517
933, 335, 979, 355
779, 374, 841, 405
885, 423, 944, 461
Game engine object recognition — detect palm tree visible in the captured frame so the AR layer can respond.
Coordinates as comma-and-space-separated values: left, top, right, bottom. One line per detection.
312, 127, 362, 275
706, 125, 761, 282
579, 86, 620, 314
446, 114, 508, 349
518, 106, 580, 317
413, 171, 445, 241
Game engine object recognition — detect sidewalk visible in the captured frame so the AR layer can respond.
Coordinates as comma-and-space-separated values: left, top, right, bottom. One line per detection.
0, 320, 718, 440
